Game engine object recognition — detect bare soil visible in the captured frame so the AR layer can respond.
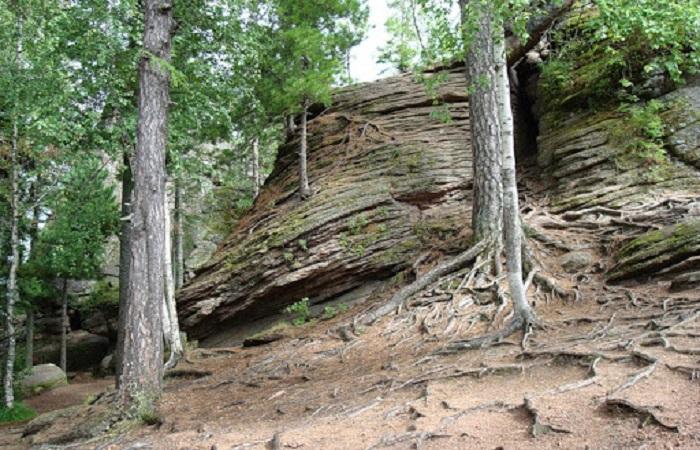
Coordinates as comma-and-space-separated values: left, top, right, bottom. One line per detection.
7, 178, 700, 450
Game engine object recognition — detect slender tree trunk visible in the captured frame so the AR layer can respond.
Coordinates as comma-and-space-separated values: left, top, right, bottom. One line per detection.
163, 186, 183, 370
495, 22, 536, 324
4, 9, 23, 410
460, 0, 503, 246
59, 279, 68, 373
4, 119, 20, 408
285, 115, 296, 141
117, 0, 173, 410
115, 151, 133, 387
251, 138, 260, 198
25, 309, 33, 371
25, 178, 40, 372
174, 179, 184, 289
299, 101, 311, 199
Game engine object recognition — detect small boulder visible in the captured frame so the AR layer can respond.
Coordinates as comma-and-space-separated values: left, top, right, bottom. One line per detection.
560, 251, 593, 273
99, 353, 115, 375
21, 363, 67, 396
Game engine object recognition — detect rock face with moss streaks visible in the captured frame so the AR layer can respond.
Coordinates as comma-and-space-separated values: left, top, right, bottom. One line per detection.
177, 69, 474, 341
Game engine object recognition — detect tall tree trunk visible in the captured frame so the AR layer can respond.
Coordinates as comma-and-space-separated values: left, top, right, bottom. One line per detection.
25, 310, 33, 371
299, 101, 311, 199
59, 279, 68, 373
25, 178, 40, 372
495, 22, 536, 325
251, 138, 260, 198
117, 0, 173, 410
460, 0, 503, 246
115, 151, 133, 387
163, 186, 183, 370
4, 9, 23, 410
174, 178, 184, 289
3, 119, 20, 408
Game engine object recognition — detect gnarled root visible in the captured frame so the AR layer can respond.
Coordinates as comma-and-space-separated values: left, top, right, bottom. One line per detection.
354, 239, 490, 327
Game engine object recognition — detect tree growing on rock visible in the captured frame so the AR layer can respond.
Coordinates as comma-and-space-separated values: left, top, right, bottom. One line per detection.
365, 0, 580, 344
256, 0, 368, 199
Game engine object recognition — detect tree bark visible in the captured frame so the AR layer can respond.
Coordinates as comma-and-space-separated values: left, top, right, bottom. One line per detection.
164, 184, 183, 370
4, 119, 20, 409
117, 0, 173, 410
25, 309, 33, 371
174, 178, 184, 289
25, 178, 40, 372
299, 101, 311, 199
59, 279, 68, 373
251, 138, 260, 198
285, 115, 296, 141
495, 22, 535, 324
115, 150, 133, 387
3, 9, 23, 410
460, 0, 503, 246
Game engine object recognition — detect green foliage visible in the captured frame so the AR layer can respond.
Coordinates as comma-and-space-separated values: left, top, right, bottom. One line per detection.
322, 303, 349, 320
0, 402, 36, 424
378, 0, 426, 72
612, 99, 671, 173
540, 0, 700, 111
132, 392, 160, 426
31, 157, 119, 281
78, 280, 119, 316
284, 297, 311, 326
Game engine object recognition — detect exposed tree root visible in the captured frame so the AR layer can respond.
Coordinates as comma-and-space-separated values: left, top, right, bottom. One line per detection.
393, 363, 530, 391
365, 431, 451, 450
546, 356, 601, 395
607, 356, 657, 397
604, 398, 679, 432
521, 397, 571, 437
665, 363, 700, 381
438, 311, 538, 353
355, 239, 490, 327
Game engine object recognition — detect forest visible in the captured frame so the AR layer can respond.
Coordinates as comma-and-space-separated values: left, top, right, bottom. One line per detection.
1, 0, 699, 449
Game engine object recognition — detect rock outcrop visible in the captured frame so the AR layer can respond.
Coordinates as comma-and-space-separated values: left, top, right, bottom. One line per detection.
536, 78, 700, 285
34, 330, 109, 371
178, 68, 474, 341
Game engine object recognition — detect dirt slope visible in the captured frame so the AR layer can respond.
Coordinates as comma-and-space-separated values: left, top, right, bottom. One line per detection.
15, 158, 700, 450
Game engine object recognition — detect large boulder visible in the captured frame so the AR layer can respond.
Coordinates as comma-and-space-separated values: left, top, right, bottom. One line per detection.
21, 363, 67, 396
34, 330, 110, 371
177, 68, 474, 342
609, 220, 700, 281
663, 77, 700, 169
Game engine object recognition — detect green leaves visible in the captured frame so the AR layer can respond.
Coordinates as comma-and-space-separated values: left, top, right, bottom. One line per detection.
30, 157, 119, 281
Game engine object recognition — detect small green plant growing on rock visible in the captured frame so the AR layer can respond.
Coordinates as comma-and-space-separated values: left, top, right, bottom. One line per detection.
613, 99, 672, 177
285, 298, 311, 326
322, 303, 349, 320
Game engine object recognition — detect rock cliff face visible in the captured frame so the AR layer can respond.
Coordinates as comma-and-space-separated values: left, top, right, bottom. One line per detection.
536, 78, 700, 285
178, 68, 475, 340
179, 64, 700, 342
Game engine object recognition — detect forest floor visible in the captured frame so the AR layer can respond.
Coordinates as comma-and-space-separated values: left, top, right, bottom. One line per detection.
6, 172, 700, 450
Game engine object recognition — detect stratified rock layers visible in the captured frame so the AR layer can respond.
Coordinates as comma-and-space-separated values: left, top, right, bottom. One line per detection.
178, 69, 474, 340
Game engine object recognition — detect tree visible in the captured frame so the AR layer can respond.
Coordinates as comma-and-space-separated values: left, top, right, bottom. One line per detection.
0, 0, 70, 408
378, 0, 426, 72
255, 0, 368, 200
30, 158, 119, 372
116, 0, 174, 412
